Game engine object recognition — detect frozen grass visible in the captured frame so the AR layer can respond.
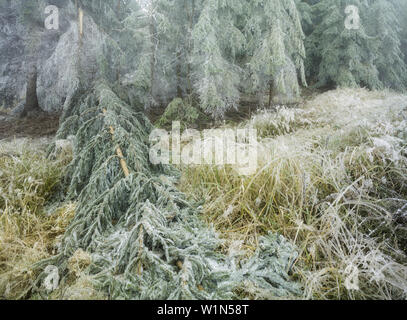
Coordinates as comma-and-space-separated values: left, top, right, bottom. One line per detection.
1, 88, 406, 300
0, 138, 85, 299
248, 105, 315, 138
179, 88, 407, 300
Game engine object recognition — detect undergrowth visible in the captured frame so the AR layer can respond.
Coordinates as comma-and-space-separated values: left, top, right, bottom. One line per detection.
0, 138, 76, 299
179, 88, 407, 299
1, 88, 407, 300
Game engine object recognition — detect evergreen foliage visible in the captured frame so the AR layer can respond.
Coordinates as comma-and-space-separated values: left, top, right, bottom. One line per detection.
368, 0, 407, 90
235, 233, 302, 298
190, 0, 243, 118
394, 0, 407, 66
155, 98, 207, 130
303, 0, 407, 90
304, 0, 380, 88
32, 82, 301, 299
244, 0, 307, 105
68, 0, 144, 101
124, 0, 307, 119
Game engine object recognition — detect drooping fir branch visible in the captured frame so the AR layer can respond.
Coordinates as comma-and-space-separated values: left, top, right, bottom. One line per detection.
32, 82, 302, 300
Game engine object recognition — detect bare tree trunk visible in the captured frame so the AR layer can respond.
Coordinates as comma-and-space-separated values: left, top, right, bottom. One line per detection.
76, 7, 84, 86
268, 81, 273, 109
149, 18, 156, 107
186, 0, 194, 96
116, 0, 121, 83
176, 49, 183, 98
21, 64, 40, 117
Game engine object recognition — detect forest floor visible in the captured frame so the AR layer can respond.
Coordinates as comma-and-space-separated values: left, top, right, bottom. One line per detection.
0, 112, 60, 140
1, 88, 407, 299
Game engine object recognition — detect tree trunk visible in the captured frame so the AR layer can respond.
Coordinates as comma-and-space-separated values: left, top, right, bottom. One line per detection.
186, 0, 194, 96
22, 64, 40, 117
149, 18, 156, 107
176, 49, 183, 98
268, 81, 273, 109
116, 0, 121, 83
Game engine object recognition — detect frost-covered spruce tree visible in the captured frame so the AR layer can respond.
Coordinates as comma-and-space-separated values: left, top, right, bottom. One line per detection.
164, 0, 197, 99
181, 0, 308, 117
191, 0, 244, 119
77, 0, 140, 87
244, 0, 307, 106
364, 0, 407, 91
123, 0, 190, 109
127, 0, 309, 119
295, 0, 313, 33
401, 4, 407, 66
393, 0, 407, 77
190, 0, 309, 113
368, 0, 407, 90
305, 0, 382, 89
122, 0, 160, 108
33, 82, 302, 299
124, 0, 243, 118
304, 0, 407, 90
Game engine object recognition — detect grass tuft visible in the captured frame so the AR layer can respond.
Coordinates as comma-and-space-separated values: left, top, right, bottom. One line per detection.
179, 88, 407, 299
0, 138, 75, 299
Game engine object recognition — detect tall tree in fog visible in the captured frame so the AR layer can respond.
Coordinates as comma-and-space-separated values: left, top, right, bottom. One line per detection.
303, 0, 407, 90
394, 0, 407, 68
368, 0, 407, 90
124, 0, 167, 108
77, 0, 138, 83
191, 0, 307, 116
244, 0, 307, 106
304, 0, 381, 89
126, 0, 308, 119
191, 0, 244, 118
18, 0, 44, 115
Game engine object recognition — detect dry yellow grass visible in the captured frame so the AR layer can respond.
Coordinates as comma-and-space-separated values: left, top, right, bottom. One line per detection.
0, 138, 76, 299
179, 88, 407, 299
1, 88, 406, 300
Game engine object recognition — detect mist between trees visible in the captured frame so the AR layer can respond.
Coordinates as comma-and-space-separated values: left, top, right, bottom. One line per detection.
3, 0, 406, 120
1, 0, 407, 301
